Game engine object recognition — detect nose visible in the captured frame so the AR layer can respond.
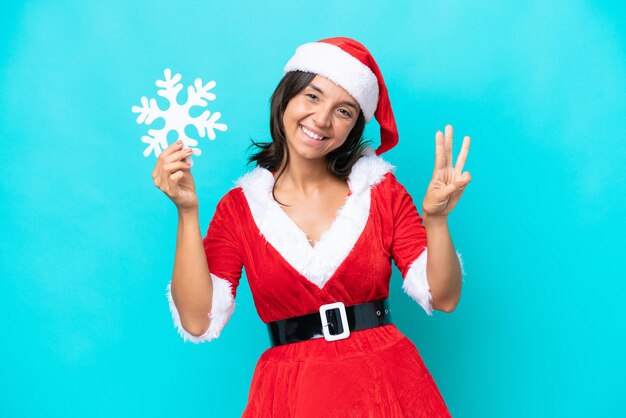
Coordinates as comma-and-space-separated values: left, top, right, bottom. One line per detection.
312, 105, 332, 129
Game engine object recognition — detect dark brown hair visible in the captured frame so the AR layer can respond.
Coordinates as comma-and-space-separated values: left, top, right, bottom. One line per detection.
247, 71, 371, 204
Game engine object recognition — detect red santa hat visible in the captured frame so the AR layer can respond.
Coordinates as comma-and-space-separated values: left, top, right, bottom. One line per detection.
283, 37, 398, 155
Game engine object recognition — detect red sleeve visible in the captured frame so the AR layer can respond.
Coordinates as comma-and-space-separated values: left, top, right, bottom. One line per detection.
388, 174, 428, 277
203, 191, 244, 298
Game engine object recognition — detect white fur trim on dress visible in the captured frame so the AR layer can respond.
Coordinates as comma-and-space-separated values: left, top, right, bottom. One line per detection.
166, 273, 235, 343
283, 42, 379, 121
402, 248, 466, 315
236, 147, 394, 289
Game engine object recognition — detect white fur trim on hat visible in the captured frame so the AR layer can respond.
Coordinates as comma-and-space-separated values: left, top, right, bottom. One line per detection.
166, 274, 236, 343
283, 42, 379, 122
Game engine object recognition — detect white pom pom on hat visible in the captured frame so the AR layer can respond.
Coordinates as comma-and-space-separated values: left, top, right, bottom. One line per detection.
283, 37, 399, 156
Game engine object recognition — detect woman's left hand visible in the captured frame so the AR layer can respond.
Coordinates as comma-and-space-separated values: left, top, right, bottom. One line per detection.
422, 124, 471, 218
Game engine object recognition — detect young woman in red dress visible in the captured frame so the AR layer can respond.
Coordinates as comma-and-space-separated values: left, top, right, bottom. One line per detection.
153, 37, 471, 417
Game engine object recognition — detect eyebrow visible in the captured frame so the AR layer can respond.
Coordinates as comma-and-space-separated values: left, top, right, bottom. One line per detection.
308, 83, 359, 112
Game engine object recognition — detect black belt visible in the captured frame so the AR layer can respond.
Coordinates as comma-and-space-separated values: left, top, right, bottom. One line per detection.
267, 299, 392, 346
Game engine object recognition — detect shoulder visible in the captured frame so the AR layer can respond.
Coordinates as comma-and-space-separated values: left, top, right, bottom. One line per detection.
352, 149, 415, 204
348, 146, 412, 199
233, 165, 274, 198
347, 146, 397, 194
214, 166, 269, 207
212, 184, 248, 221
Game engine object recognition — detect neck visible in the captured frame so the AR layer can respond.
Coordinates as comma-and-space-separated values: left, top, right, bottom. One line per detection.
275, 155, 335, 196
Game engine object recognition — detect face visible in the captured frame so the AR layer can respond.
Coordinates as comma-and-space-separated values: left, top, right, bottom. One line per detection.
282, 75, 361, 163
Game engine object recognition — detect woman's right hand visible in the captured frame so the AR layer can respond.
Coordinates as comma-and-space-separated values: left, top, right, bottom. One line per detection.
152, 140, 199, 212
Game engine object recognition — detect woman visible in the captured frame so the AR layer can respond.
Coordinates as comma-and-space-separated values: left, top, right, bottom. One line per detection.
154, 37, 471, 417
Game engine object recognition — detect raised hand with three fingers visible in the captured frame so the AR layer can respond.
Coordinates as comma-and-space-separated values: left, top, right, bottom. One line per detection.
422, 124, 471, 218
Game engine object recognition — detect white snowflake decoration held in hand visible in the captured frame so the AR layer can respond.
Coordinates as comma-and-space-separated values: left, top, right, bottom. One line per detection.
132, 68, 228, 165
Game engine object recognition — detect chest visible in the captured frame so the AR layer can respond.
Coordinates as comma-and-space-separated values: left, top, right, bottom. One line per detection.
235, 188, 394, 322
278, 185, 350, 246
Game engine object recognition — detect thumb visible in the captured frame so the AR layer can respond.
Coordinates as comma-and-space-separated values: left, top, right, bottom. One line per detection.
170, 170, 185, 185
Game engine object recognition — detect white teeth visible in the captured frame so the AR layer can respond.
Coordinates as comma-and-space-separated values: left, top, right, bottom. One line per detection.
301, 126, 324, 140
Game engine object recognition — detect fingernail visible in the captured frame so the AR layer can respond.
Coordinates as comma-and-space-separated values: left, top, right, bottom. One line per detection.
177, 140, 182, 144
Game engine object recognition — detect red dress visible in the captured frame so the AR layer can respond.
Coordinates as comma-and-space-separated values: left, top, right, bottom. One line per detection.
167, 148, 459, 417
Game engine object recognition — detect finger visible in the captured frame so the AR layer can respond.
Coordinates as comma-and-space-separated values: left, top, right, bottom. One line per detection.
434, 130, 445, 175
163, 161, 192, 175
445, 124, 453, 168
462, 171, 471, 184
454, 136, 470, 175
453, 172, 471, 191
161, 162, 188, 186
153, 140, 184, 178
161, 140, 185, 160
166, 147, 194, 164
440, 181, 462, 198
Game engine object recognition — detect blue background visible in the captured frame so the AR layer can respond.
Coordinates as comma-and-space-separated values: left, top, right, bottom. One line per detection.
1, 1, 625, 416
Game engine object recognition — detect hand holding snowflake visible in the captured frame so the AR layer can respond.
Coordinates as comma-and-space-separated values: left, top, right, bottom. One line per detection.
132, 69, 228, 166
152, 139, 199, 213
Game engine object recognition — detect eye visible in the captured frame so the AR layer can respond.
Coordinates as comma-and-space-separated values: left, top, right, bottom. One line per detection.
338, 108, 353, 118
305, 93, 318, 100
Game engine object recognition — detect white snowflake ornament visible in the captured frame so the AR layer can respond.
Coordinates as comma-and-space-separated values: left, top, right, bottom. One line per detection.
132, 68, 228, 166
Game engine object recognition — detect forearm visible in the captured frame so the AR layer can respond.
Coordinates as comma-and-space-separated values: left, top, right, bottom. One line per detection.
170, 208, 213, 335
423, 213, 462, 311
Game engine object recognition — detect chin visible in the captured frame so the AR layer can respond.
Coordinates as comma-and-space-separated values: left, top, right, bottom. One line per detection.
292, 148, 328, 161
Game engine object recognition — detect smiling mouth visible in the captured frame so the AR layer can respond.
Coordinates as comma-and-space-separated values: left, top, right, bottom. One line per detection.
300, 125, 328, 141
